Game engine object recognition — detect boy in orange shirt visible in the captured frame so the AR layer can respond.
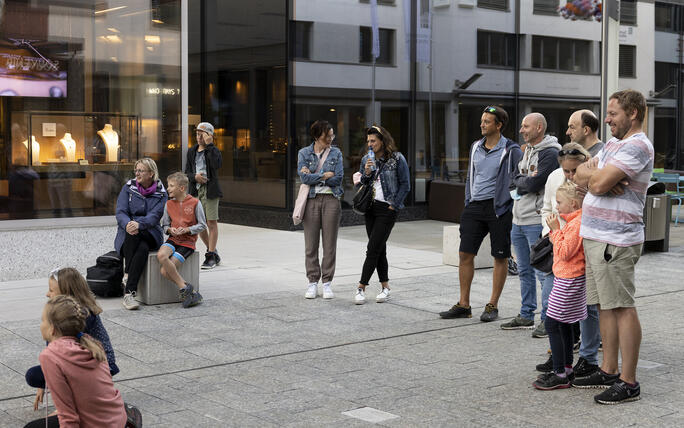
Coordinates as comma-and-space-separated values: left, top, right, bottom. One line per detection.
158, 172, 207, 308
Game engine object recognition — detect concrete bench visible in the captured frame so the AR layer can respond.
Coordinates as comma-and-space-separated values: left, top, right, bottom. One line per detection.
135, 251, 200, 305
443, 225, 494, 269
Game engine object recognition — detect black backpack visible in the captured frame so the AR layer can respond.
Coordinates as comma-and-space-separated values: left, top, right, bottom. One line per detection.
87, 251, 124, 297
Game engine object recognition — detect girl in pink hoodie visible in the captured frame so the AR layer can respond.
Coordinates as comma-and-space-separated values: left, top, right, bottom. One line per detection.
24, 295, 127, 428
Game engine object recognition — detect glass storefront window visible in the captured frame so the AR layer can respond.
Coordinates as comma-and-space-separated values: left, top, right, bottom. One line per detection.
1, 1, 181, 220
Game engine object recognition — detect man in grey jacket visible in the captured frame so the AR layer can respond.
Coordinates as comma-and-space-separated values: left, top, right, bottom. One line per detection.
439, 106, 522, 322
501, 113, 561, 330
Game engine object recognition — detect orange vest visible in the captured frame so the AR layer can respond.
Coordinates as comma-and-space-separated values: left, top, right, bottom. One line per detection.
166, 195, 200, 250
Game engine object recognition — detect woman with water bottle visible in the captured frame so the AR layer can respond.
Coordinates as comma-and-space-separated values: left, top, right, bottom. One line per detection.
354, 125, 410, 304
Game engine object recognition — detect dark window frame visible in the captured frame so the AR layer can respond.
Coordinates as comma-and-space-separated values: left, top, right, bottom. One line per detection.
533, 0, 559, 16
619, 44, 636, 78
620, 0, 637, 26
359, 26, 395, 65
476, 30, 516, 68
477, 0, 509, 12
531, 35, 591, 73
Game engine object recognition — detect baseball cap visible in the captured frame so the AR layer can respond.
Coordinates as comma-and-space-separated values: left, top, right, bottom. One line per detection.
196, 122, 214, 136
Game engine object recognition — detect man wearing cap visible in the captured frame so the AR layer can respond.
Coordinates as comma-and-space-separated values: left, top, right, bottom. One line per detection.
186, 122, 223, 269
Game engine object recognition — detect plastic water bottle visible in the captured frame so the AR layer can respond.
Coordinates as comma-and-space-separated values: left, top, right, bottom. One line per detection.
368, 149, 376, 171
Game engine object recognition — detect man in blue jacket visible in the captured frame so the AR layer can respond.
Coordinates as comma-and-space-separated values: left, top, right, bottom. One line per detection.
440, 106, 522, 322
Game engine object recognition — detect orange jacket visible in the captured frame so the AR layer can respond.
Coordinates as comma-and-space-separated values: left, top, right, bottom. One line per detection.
549, 209, 585, 279
162, 195, 206, 250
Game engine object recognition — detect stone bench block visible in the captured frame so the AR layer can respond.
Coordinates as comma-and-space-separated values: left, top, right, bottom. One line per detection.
136, 251, 200, 305
442, 225, 494, 269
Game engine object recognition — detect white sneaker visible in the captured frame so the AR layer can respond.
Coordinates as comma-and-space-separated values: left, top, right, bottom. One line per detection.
354, 288, 366, 305
322, 282, 334, 299
304, 283, 317, 299
122, 292, 139, 310
376, 288, 390, 303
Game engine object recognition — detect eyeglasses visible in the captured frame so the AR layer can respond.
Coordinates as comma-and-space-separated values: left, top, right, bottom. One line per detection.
558, 149, 587, 159
134, 169, 150, 174
483, 106, 497, 113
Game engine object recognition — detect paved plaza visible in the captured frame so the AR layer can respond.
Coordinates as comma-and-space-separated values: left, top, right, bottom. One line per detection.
1, 220, 683, 427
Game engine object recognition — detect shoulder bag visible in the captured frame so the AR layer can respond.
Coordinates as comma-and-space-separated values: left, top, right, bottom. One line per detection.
292, 148, 330, 225
529, 234, 553, 274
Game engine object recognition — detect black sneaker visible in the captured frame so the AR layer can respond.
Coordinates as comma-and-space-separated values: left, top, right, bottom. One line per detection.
594, 380, 640, 405
184, 291, 203, 308
536, 356, 553, 373
479, 303, 499, 322
181, 283, 196, 308
439, 303, 472, 319
573, 357, 599, 378
508, 258, 518, 275
214, 251, 221, 266
201, 252, 217, 270
533, 372, 571, 390
571, 369, 620, 389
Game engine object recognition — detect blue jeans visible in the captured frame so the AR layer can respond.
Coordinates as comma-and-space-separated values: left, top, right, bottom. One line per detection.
511, 223, 544, 321
540, 272, 554, 322
579, 304, 601, 365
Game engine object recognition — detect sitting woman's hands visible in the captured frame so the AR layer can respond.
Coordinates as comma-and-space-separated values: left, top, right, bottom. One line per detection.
321, 171, 334, 180
300, 166, 310, 174
126, 221, 139, 235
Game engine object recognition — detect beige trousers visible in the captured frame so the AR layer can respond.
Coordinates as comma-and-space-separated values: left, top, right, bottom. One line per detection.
302, 194, 341, 283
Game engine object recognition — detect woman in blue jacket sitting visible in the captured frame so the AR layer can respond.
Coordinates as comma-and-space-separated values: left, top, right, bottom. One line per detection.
355, 125, 410, 305
114, 157, 167, 310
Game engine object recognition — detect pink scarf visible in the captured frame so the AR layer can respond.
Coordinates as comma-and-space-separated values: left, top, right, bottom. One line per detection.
136, 180, 157, 197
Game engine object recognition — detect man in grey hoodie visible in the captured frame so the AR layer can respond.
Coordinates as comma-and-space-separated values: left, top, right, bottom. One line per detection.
501, 113, 561, 330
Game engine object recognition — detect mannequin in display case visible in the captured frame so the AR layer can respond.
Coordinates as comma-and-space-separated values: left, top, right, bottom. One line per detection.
97, 124, 119, 162
59, 132, 77, 162
21, 136, 41, 165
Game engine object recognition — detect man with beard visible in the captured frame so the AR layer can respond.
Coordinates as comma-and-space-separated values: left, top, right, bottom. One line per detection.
571, 90, 653, 404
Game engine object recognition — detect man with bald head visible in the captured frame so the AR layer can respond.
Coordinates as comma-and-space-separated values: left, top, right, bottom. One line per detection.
501, 113, 561, 330
566, 110, 604, 156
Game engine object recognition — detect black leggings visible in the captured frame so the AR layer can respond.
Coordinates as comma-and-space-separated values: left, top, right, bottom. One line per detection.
546, 316, 574, 374
120, 229, 158, 293
24, 415, 59, 428
360, 201, 398, 285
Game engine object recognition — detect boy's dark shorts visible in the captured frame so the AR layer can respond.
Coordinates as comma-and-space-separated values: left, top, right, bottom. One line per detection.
162, 240, 194, 263
459, 199, 512, 259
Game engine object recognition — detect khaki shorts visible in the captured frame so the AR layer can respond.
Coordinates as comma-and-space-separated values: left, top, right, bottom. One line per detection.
583, 239, 642, 310
197, 185, 219, 221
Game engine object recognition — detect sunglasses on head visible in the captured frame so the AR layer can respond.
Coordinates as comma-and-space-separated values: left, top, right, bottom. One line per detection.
49, 268, 61, 281
483, 106, 497, 114
558, 149, 587, 158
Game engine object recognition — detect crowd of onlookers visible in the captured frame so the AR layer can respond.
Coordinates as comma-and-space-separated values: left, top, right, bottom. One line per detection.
23, 89, 652, 426
439, 89, 652, 405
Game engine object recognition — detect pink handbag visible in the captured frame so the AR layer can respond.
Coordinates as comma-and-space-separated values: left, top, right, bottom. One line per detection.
292, 148, 330, 225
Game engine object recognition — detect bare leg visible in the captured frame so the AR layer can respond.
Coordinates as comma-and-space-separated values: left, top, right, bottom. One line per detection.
380, 281, 389, 290
599, 306, 620, 375
615, 307, 642, 384
490, 257, 508, 306
157, 249, 186, 289
458, 252, 475, 306
207, 220, 218, 252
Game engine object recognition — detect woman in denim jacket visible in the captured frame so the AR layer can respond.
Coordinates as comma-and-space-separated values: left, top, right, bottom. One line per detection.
354, 125, 410, 304
297, 120, 344, 300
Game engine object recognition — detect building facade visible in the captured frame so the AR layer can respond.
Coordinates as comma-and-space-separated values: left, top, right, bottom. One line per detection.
0, 0, 672, 227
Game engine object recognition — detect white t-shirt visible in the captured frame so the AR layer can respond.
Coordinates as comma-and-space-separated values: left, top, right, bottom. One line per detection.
580, 132, 654, 247
373, 175, 386, 202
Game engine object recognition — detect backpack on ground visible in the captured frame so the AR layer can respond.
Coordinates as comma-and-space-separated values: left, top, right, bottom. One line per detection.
86, 251, 124, 297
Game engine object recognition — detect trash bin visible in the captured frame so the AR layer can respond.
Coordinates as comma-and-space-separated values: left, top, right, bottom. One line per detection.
643, 193, 670, 252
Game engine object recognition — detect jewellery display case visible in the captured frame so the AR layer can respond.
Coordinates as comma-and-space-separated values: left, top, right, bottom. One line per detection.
9, 111, 140, 215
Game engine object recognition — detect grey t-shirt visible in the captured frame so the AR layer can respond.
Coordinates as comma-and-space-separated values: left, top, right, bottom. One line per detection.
195, 150, 207, 190
588, 141, 604, 157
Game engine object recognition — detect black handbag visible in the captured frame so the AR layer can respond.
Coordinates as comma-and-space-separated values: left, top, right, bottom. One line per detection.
352, 183, 374, 215
529, 235, 553, 274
